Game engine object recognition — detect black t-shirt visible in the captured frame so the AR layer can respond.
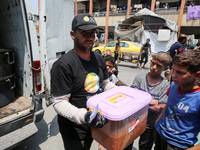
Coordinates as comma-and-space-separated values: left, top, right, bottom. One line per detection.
142, 43, 151, 54
51, 49, 108, 140
51, 49, 108, 108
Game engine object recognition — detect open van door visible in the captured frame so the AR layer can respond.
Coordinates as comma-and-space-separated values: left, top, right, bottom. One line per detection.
39, 0, 74, 105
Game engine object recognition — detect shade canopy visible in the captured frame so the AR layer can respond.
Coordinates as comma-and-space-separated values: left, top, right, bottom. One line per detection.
115, 8, 178, 53
121, 8, 178, 32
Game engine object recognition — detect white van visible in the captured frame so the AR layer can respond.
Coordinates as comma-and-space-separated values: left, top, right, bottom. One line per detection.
0, 0, 74, 149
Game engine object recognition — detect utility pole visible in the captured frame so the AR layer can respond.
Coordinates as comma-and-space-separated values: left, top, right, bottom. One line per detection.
75, 0, 78, 16
104, 0, 111, 44
177, 0, 186, 37
89, 0, 93, 15
126, 0, 132, 18
151, 0, 156, 12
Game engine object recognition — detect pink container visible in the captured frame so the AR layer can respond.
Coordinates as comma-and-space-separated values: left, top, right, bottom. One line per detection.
87, 86, 152, 150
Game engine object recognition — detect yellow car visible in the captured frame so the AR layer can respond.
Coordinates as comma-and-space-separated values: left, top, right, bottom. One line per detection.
93, 41, 141, 55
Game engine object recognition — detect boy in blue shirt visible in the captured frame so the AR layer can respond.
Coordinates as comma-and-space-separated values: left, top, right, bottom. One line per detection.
155, 50, 200, 150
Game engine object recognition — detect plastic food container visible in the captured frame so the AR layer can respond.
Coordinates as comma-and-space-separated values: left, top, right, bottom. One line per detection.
87, 86, 152, 150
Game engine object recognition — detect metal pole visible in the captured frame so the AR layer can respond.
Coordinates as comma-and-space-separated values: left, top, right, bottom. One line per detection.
126, 0, 132, 18
37, 0, 40, 33
177, 0, 186, 37
104, 0, 111, 44
151, 0, 156, 12
75, 0, 78, 16
89, 0, 93, 15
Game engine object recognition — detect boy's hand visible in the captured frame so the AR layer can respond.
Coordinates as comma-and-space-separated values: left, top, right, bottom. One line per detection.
194, 46, 200, 50
112, 68, 116, 73
149, 103, 166, 113
149, 99, 158, 106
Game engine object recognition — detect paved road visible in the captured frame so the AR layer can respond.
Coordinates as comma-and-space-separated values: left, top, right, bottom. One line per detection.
14, 60, 150, 150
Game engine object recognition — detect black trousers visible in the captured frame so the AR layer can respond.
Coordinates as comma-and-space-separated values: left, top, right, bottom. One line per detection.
140, 53, 148, 64
124, 142, 134, 150
139, 128, 156, 150
154, 130, 185, 150
114, 51, 119, 62
58, 115, 93, 150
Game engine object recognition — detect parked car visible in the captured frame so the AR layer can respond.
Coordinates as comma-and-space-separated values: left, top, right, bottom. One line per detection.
93, 41, 141, 55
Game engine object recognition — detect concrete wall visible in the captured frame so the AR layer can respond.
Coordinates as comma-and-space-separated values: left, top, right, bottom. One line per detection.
94, 13, 200, 34
95, 13, 200, 27
161, 13, 200, 26
78, 2, 86, 10
94, 15, 126, 27
77, 0, 200, 35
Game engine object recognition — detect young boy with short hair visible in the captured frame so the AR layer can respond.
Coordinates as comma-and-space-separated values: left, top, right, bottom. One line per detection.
164, 70, 171, 83
104, 55, 118, 85
104, 49, 119, 77
131, 52, 172, 150
155, 50, 200, 150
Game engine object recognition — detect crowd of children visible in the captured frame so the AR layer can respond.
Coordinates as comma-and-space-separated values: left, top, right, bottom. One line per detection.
98, 42, 200, 150
93, 30, 200, 150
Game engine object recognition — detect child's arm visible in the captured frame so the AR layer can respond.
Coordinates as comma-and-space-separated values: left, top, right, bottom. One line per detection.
154, 106, 166, 125
149, 99, 158, 105
186, 143, 200, 150
139, 47, 143, 55
150, 83, 170, 113
149, 100, 166, 113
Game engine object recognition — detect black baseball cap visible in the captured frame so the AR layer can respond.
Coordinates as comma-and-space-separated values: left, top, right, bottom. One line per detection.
72, 13, 103, 31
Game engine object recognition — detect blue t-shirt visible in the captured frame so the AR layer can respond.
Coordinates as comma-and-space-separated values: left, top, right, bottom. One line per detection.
155, 82, 200, 149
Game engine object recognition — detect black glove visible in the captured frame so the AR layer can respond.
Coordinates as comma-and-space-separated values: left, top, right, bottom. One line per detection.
85, 111, 108, 128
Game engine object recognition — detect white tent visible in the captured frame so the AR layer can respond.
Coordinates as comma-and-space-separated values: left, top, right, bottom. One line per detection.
115, 8, 178, 53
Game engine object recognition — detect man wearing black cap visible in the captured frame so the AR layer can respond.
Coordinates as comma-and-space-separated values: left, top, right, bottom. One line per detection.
51, 13, 117, 150
169, 34, 187, 70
